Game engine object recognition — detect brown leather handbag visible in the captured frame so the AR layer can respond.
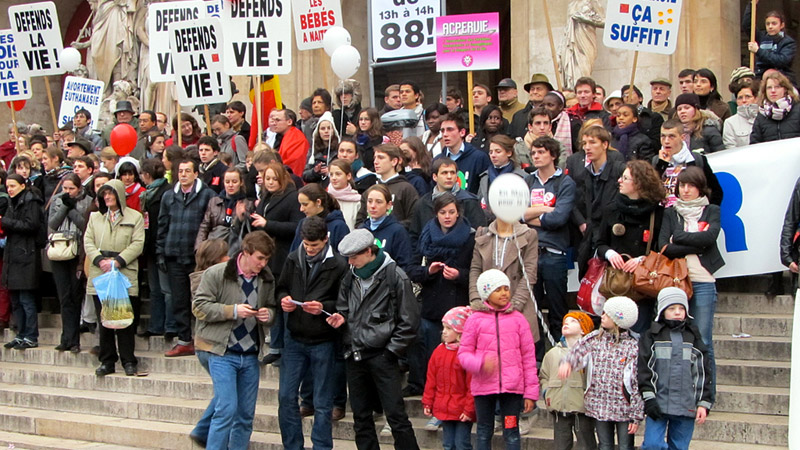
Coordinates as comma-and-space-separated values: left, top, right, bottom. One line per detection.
599, 254, 636, 298
632, 245, 693, 299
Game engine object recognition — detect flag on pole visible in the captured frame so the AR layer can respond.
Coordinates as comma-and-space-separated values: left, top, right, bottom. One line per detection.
249, 75, 283, 149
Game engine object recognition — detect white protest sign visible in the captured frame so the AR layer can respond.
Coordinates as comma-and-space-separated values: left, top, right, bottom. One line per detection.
8, 1, 64, 76
221, 0, 292, 75
370, 0, 439, 60
169, 18, 231, 106
603, 0, 683, 55
58, 76, 104, 130
292, 0, 342, 51
205, 0, 223, 17
148, 1, 207, 82
0, 30, 32, 102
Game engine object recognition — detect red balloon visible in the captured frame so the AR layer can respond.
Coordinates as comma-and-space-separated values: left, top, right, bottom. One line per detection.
6, 100, 26, 111
110, 123, 137, 156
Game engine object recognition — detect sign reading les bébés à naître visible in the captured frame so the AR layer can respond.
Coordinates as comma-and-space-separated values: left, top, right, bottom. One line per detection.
0, 30, 32, 102
149, 1, 208, 83
370, 0, 439, 60
8, 1, 64, 76
169, 18, 232, 105
603, 0, 683, 55
435, 13, 500, 72
292, 0, 342, 51
221, 0, 292, 75
58, 76, 104, 130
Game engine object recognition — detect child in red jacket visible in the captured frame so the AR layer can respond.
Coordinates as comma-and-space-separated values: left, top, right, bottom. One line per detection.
422, 306, 476, 450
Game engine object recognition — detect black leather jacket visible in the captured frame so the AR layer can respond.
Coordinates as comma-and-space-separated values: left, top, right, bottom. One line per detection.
780, 177, 800, 266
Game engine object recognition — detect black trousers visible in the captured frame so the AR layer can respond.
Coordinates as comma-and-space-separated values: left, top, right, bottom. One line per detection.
166, 259, 195, 343
94, 295, 140, 366
346, 352, 419, 450
51, 258, 84, 348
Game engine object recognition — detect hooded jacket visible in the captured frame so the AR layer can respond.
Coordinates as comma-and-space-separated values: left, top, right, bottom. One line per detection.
689, 112, 725, 154
84, 179, 145, 296
354, 174, 420, 229
723, 103, 758, 148
540, 340, 588, 413
1, 188, 45, 291
422, 343, 476, 421
303, 111, 341, 184
218, 128, 248, 165
290, 209, 350, 253
358, 213, 413, 271
332, 79, 363, 137
457, 300, 540, 399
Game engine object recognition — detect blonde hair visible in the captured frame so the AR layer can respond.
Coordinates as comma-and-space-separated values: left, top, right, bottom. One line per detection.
99, 147, 119, 161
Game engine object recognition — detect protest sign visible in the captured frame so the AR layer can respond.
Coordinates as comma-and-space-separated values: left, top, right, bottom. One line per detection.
292, 0, 342, 51
8, 1, 63, 76
58, 76, 104, 130
603, 0, 683, 55
0, 30, 32, 102
435, 13, 500, 72
149, 1, 207, 82
220, 0, 292, 75
370, 0, 438, 60
205, 0, 223, 17
169, 18, 231, 106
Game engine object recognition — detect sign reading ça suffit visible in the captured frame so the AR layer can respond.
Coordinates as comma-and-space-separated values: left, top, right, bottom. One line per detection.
169, 18, 231, 106
58, 76, 105, 130
8, 1, 64, 76
292, 0, 342, 51
221, 0, 293, 75
603, 0, 683, 55
370, 0, 439, 60
435, 13, 500, 72
0, 30, 32, 102
149, 1, 208, 83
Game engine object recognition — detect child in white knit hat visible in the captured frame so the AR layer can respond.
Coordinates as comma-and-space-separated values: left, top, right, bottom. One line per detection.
558, 296, 645, 450
458, 269, 539, 450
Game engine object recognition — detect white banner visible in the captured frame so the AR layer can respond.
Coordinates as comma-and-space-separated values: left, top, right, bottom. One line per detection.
603, 0, 683, 55
8, 1, 63, 76
292, 0, 342, 51
370, 0, 439, 60
58, 76, 104, 130
149, 1, 207, 83
221, 0, 292, 75
170, 18, 231, 106
0, 30, 32, 102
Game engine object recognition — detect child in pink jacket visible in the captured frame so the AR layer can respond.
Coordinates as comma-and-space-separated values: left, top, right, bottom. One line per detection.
458, 269, 539, 450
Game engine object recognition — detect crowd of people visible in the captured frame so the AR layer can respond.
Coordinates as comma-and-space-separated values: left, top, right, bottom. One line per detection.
0, 8, 796, 450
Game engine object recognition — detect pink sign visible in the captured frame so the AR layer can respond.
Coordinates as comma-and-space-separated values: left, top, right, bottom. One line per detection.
435, 13, 500, 72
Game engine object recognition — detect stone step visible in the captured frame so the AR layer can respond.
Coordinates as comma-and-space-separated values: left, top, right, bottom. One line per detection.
715, 385, 789, 416
0, 405, 365, 450
714, 313, 793, 337
0, 430, 143, 450
714, 335, 791, 361
690, 410, 789, 447
3, 327, 176, 354
716, 292, 794, 315
716, 358, 791, 388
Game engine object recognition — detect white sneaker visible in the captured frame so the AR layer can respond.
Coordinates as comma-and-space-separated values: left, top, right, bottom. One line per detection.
519, 416, 532, 436
380, 422, 392, 436
425, 417, 442, 431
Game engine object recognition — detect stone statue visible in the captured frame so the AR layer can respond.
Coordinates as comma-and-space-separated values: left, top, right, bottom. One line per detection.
98, 80, 141, 131
134, 0, 154, 110
558, 0, 605, 90
72, 0, 139, 97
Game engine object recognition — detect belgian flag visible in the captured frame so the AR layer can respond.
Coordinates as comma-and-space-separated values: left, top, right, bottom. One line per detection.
248, 75, 283, 149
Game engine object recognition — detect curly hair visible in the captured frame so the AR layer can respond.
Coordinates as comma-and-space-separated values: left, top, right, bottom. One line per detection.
626, 160, 665, 204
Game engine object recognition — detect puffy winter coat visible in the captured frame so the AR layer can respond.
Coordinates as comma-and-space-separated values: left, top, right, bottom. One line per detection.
723, 103, 758, 149
749, 102, 800, 144
1, 188, 44, 291
422, 344, 475, 421
458, 301, 539, 399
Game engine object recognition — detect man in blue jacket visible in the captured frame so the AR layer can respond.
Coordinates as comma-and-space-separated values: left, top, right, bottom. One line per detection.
435, 112, 490, 195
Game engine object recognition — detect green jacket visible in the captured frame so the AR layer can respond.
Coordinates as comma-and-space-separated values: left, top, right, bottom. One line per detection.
192, 256, 277, 357
84, 179, 145, 296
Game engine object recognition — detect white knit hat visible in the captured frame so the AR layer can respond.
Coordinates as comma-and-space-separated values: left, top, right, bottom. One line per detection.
603, 296, 638, 330
476, 269, 510, 301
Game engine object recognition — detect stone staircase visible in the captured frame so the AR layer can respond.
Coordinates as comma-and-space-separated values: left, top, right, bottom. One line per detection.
0, 278, 791, 449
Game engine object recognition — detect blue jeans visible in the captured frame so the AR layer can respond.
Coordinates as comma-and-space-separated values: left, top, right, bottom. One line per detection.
192, 351, 214, 442
442, 420, 473, 450
147, 255, 176, 334
642, 415, 695, 450
474, 393, 522, 450
690, 281, 716, 402
11, 290, 38, 342
407, 318, 444, 391
206, 351, 260, 449
279, 334, 337, 450
595, 421, 633, 450
534, 252, 568, 342
268, 311, 286, 353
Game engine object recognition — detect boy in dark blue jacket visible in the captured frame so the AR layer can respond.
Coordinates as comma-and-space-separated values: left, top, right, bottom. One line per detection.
435, 112, 490, 195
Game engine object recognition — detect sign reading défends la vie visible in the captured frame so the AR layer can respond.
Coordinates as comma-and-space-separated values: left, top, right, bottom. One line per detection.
8, 1, 64, 76
221, 0, 292, 75
169, 18, 231, 106
603, 0, 683, 55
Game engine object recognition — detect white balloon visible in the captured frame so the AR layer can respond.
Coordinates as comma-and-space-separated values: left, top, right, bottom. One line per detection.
488, 174, 531, 223
60, 47, 82, 72
330, 45, 361, 80
323, 26, 351, 57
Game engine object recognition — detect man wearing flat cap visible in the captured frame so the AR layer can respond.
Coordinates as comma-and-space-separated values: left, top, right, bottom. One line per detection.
327, 229, 420, 450
648, 78, 673, 121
